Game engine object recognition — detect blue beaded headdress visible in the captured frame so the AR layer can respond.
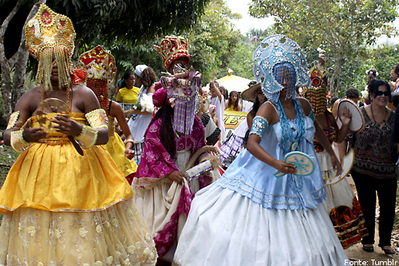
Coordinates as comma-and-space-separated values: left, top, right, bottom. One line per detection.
253, 35, 310, 102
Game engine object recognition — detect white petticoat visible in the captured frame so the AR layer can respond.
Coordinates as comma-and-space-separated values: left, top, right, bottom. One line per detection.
174, 184, 348, 266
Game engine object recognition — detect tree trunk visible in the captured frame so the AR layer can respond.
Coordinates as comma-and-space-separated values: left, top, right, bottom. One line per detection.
0, 64, 13, 119
0, 0, 22, 121
329, 52, 342, 97
11, 1, 45, 111
0, 1, 44, 121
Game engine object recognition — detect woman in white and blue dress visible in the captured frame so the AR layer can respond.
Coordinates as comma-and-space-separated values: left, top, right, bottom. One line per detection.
173, 35, 348, 266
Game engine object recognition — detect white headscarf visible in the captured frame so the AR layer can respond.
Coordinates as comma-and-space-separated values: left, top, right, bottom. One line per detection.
134, 64, 148, 77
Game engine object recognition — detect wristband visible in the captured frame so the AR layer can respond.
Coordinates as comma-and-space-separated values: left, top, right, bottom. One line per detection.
11, 129, 30, 153
75, 125, 98, 149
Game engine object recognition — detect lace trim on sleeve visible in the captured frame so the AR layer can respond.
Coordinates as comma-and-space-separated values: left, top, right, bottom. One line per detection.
250, 116, 269, 138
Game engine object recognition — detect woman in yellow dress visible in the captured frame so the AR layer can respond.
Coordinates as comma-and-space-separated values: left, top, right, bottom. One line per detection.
0, 4, 156, 265
116, 72, 141, 111
78, 45, 138, 184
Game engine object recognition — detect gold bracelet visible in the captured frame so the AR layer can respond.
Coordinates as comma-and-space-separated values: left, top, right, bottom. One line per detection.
125, 139, 135, 146
10, 129, 30, 153
6, 111, 20, 130
75, 125, 98, 149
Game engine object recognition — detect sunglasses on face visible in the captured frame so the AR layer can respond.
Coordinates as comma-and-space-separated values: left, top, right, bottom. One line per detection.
375, 90, 390, 96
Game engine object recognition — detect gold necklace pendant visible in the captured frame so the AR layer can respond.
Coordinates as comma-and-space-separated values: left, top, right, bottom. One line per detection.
370, 105, 387, 127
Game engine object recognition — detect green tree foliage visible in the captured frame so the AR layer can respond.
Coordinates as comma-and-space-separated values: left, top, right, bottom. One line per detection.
227, 37, 257, 80
372, 44, 399, 82
51, 0, 210, 54
0, 0, 210, 120
248, 0, 398, 96
186, 0, 242, 82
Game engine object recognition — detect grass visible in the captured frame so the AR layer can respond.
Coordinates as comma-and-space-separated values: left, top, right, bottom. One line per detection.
0, 145, 19, 223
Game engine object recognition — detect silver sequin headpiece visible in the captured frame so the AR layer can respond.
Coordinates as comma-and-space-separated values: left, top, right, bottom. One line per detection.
253, 35, 310, 102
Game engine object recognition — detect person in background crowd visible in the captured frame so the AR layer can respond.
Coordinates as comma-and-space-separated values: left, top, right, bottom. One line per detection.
389, 81, 396, 92
219, 85, 229, 102
392, 92, 399, 151
209, 104, 222, 148
391, 64, 399, 92
197, 89, 220, 146
346, 88, 364, 107
116, 71, 140, 111
125, 65, 157, 162
330, 96, 340, 115
390, 92, 399, 112
209, 79, 226, 142
0, 4, 157, 265
78, 45, 138, 184
202, 87, 210, 99
363, 68, 378, 105
225, 90, 242, 111
348, 80, 397, 255
209, 105, 219, 128
333, 88, 364, 162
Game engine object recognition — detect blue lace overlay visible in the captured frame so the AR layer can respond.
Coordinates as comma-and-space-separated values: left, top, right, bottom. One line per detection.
250, 116, 269, 138
276, 99, 305, 153
216, 116, 326, 211
308, 109, 315, 121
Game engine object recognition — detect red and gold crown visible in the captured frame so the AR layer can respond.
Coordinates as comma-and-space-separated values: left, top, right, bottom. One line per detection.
25, 4, 75, 59
77, 45, 116, 80
77, 45, 116, 111
153, 36, 190, 71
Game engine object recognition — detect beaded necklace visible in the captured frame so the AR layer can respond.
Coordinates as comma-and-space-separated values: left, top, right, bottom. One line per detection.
275, 98, 305, 153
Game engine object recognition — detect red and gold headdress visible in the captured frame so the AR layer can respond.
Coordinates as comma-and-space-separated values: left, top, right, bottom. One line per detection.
153, 36, 190, 72
78, 45, 116, 111
25, 4, 76, 91
77, 45, 116, 80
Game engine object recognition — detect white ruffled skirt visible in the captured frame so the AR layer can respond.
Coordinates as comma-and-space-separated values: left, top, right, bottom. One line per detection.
174, 184, 348, 266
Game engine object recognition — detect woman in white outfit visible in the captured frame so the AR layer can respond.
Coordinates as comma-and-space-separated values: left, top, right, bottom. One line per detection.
126, 65, 157, 162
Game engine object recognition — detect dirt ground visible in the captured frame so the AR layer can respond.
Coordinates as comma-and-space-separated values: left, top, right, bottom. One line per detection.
345, 232, 399, 265
343, 176, 399, 265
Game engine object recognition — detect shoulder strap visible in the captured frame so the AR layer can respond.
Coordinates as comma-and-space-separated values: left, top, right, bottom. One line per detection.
266, 100, 278, 114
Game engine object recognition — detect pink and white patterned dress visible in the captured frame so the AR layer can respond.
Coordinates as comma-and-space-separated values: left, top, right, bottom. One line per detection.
132, 114, 208, 261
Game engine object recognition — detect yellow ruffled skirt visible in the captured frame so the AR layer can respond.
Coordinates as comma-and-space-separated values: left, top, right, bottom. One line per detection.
0, 141, 133, 212
0, 139, 157, 265
104, 133, 137, 177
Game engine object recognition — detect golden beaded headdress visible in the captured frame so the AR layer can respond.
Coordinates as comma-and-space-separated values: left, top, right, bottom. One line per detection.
153, 36, 191, 72
304, 65, 328, 116
77, 45, 116, 111
77, 45, 116, 80
25, 4, 76, 91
